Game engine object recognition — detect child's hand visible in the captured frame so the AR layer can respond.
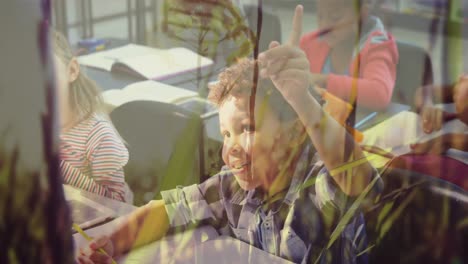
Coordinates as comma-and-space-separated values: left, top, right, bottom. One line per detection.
410, 135, 450, 155
258, 5, 311, 105
420, 106, 444, 134
454, 74, 468, 122
414, 85, 434, 111
77, 236, 115, 264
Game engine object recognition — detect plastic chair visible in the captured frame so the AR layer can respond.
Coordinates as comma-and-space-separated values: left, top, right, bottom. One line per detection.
392, 41, 434, 108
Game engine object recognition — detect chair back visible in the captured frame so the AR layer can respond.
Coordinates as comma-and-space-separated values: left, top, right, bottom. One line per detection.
110, 100, 203, 205
393, 41, 434, 108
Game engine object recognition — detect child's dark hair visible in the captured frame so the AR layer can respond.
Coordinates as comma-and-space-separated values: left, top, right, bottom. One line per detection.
208, 58, 299, 122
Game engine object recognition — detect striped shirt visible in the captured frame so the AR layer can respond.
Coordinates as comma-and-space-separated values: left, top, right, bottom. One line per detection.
60, 113, 131, 202
161, 145, 382, 263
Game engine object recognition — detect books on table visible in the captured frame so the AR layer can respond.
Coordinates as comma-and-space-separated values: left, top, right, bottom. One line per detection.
102, 80, 199, 112
78, 44, 214, 81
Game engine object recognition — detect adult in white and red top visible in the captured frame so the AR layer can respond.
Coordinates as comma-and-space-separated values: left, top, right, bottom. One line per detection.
300, 0, 399, 110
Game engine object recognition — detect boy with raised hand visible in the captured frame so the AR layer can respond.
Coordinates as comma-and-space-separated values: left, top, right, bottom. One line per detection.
78, 6, 380, 264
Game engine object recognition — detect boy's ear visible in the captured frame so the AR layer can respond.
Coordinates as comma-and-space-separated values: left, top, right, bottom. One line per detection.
68, 58, 80, 83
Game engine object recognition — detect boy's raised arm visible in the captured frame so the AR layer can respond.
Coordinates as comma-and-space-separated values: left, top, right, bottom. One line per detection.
258, 5, 374, 196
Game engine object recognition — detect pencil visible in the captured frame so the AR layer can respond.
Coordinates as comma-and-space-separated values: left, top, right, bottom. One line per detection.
355, 111, 378, 129
72, 223, 117, 264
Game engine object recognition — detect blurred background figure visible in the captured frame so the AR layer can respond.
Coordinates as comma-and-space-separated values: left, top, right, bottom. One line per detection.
52, 30, 133, 203
301, 0, 398, 111
0, 1, 73, 263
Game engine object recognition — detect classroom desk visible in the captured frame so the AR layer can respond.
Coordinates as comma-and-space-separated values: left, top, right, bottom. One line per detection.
64, 184, 137, 219
65, 178, 288, 263
82, 66, 141, 91
73, 221, 293, 263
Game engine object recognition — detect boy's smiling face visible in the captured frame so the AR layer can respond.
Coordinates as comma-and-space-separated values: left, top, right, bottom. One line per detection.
218, 96, 292, 191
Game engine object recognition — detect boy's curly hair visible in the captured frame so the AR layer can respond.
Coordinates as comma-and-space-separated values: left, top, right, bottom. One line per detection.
208, 58, 298, 122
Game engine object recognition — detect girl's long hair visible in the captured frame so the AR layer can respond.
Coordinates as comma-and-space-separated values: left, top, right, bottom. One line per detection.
52, 30, 105, 123
52, 30, 126, 143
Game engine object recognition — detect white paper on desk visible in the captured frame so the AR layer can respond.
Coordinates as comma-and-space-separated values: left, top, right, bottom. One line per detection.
74, 222, 218, 263
78, 44, 156, 71
102, 80, 198, 110
116, 226, 219, 264
116, 47, 214, 80
103, 44, 155, 60
118, 234, 293, 264
363, 111, 423, 149
78, 54, 115, 71
192, 237, 294, 264
74, 221, 293, 263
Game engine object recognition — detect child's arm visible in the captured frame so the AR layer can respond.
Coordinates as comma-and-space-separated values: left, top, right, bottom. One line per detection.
411, 133, 468, 154
88, 123, 130, 202
61, 160, 126, 202
79, 200, 169, 263
415, 84, 455, 110
89, 150, 128, 202
286, 89, 373, 196
325, 41, 397, 110
79, 175, 226, 263
259, 6, 374, 196
448, 133, 468, 152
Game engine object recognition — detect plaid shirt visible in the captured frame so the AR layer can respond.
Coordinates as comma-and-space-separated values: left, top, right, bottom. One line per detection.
162, 146, 382, 263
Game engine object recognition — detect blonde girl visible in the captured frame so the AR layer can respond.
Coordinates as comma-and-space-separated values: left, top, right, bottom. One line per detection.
53, 30, 132, 203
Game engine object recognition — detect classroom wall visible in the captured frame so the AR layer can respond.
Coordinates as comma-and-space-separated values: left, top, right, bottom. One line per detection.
0, 1, 74, 262
56, 1, 467, 85
61, 0, 157, 45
